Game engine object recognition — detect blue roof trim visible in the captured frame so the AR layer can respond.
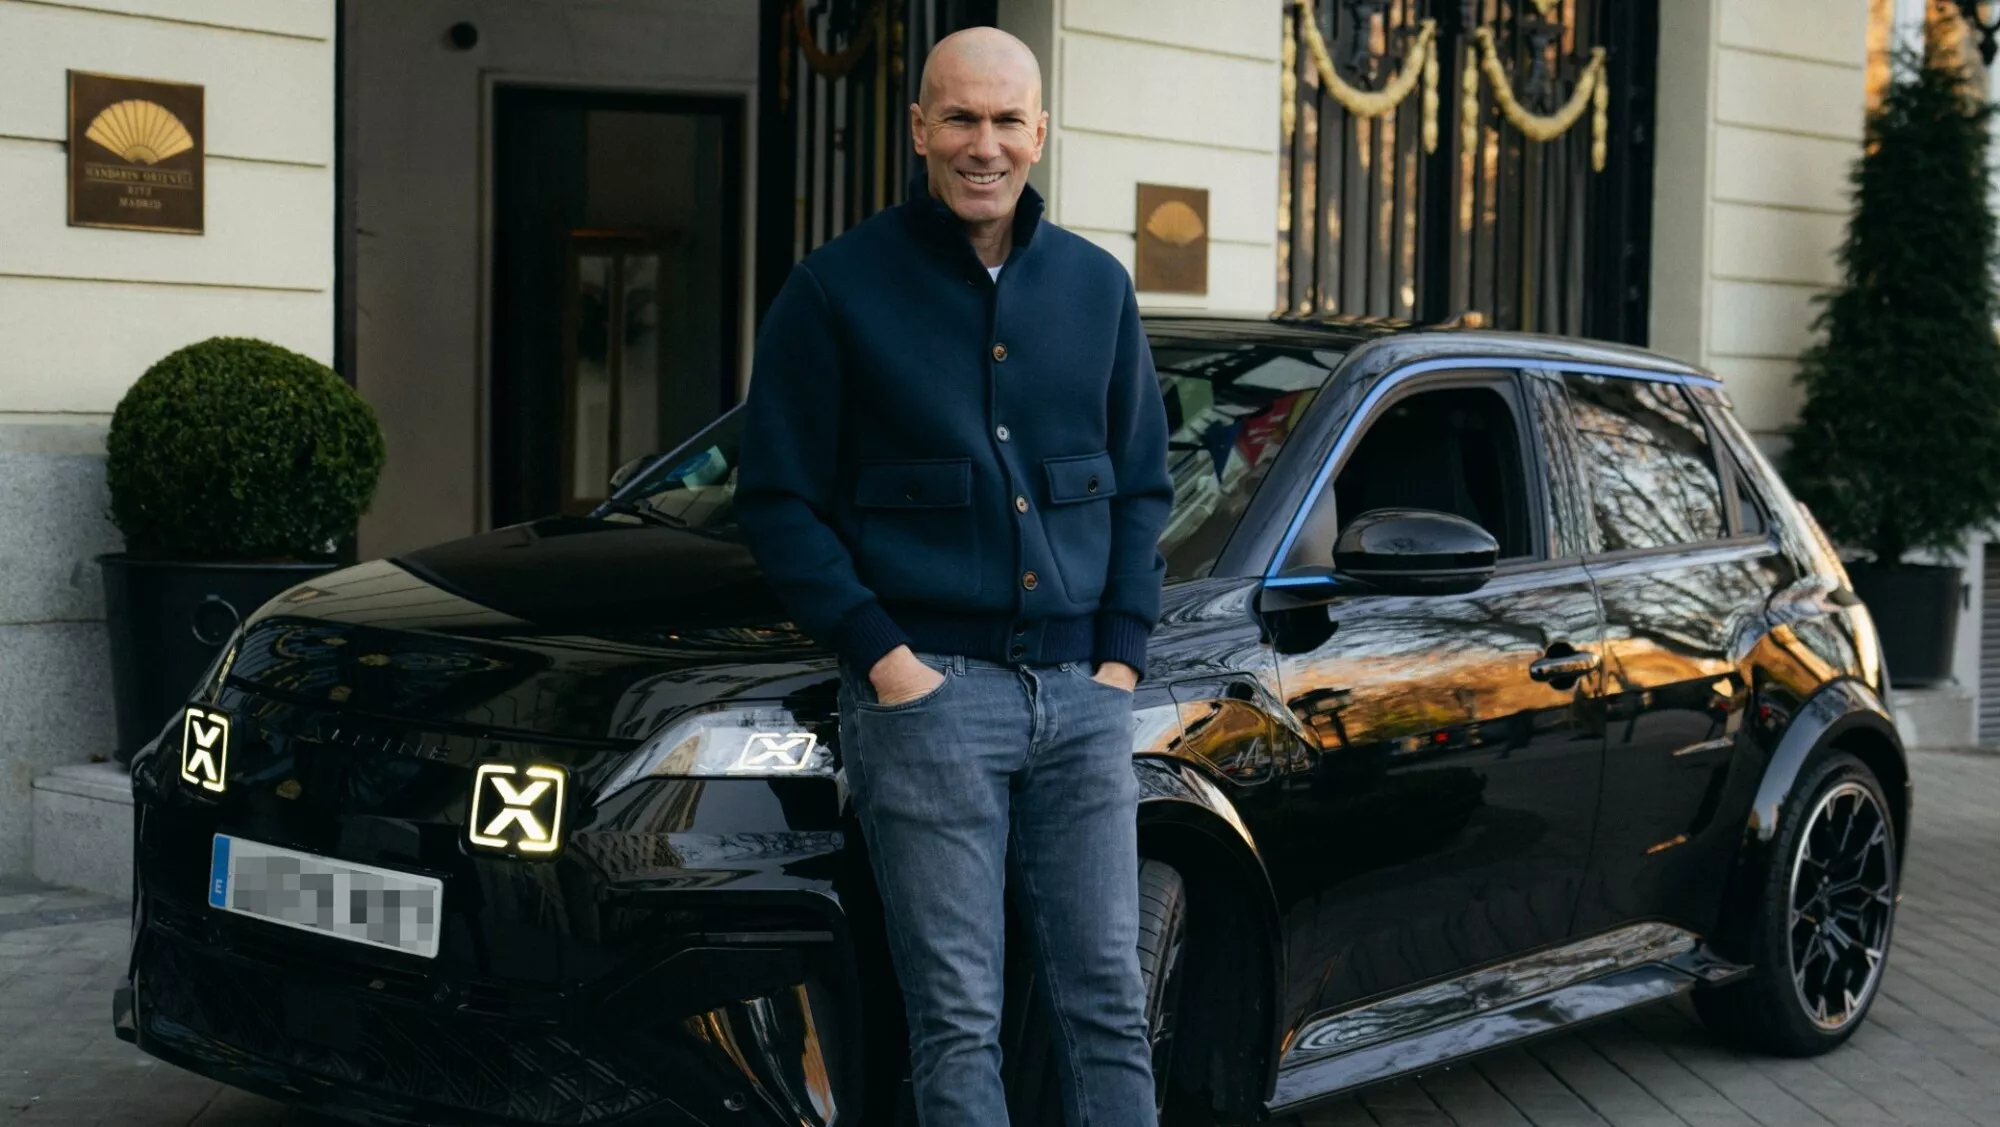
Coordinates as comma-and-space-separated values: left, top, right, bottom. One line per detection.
1262, 355, 1724, 580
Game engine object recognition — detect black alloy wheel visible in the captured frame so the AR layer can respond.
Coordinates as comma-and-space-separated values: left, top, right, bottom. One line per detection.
1788, 779, 1897, 1030
1695, 752, 1899, 1055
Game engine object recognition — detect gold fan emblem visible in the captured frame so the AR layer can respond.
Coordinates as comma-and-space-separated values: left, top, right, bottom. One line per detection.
1144, 200, 1206, 248
84, 99, 194, 165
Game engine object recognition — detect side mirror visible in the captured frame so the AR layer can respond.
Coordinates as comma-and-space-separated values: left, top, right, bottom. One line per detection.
1332, 508, 1498, 596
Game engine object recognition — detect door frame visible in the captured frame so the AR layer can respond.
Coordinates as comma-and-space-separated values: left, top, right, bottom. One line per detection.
1253, 364, 1612, 1029
478, 71, 757, 532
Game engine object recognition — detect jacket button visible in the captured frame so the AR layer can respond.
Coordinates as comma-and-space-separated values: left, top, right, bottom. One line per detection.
992, 343, 1008, 362
1014, 495, 1028, 513
1009, 643, 1026, 659
1022, 571, 1038, 591
1086, 476, 1100, 493
906, 484, 919, 500
996, 425, 1010, 442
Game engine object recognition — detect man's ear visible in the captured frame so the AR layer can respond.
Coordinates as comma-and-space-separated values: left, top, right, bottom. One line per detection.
1033, 109, 1050, 162
909, 102, 927, 156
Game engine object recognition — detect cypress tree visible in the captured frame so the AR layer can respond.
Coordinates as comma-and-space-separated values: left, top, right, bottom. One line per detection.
1783, 34, 2000, 566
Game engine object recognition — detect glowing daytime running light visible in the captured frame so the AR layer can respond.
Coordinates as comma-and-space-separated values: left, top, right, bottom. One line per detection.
468, 763, 567, 855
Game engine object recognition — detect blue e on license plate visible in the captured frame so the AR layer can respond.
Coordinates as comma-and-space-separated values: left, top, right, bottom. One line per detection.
208, 834, 442, 959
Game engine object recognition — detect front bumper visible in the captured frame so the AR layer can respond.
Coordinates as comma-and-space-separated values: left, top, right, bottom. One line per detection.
120, 728, 887, 1126
116, 886, 857, 1126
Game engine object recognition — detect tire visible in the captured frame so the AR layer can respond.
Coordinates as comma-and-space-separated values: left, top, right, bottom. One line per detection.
1003, 859, 1190, 1121
1137, 860, 1190, 1109
1694, 751, 1899, 1056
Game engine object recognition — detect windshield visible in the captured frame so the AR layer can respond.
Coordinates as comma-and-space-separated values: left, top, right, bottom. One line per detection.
1151, 337, 1337, 577
603, 333, 1341, 578
601, 409, 747, 534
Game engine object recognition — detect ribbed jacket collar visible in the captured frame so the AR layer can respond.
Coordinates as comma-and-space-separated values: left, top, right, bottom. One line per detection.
900, 166, 1045, 263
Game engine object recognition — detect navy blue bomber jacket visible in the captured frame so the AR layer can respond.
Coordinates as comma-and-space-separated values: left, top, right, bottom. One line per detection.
734, 176, 1174, 678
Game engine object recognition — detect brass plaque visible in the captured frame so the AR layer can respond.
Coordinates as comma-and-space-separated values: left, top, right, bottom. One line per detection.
68, 70, 204, 234
1135, 183, 1208, 295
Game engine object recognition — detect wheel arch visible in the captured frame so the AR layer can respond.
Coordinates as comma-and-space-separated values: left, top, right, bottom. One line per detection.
1134, 757, 1283, 1118
1710, 677, 1906, 965
1745, 678, 1907, 850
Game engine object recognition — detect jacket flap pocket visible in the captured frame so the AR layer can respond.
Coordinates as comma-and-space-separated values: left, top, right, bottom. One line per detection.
855, 459, 972, 508
1043, 452, 1118, 505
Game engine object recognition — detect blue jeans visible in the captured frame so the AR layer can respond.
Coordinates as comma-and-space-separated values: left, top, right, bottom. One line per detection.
838, 653, 1157, 1127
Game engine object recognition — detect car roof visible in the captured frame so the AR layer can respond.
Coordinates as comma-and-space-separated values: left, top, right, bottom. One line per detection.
1138, 311, 1714, 385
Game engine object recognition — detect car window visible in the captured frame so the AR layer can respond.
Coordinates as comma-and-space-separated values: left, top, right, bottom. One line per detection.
1563, 373, 1728, 552
1333, 383, 1536, 560
1151, 340, 1336, 580
1276, 377, 1538, 574
1527, 372, 1598, 557
610, 409, 746, 534
1734, 468, 1767, 536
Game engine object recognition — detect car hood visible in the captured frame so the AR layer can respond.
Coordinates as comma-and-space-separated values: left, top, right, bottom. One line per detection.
221, 519, 831, 743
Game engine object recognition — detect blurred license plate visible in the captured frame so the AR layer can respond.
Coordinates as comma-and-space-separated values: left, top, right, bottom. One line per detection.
208, 835, 442, 959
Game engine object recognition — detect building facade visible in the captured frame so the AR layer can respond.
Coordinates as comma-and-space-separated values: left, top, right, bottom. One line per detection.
0, 0, 1945, 879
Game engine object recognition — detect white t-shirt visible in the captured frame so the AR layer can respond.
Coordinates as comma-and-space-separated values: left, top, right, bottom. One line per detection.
988, 264, 1003, 281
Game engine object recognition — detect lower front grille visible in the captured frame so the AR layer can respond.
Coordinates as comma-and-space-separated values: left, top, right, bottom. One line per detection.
136, 929, 658, 1124
148, 895, 566, 1020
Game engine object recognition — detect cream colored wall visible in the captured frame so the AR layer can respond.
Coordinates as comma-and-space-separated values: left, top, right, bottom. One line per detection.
1001, 0, 1281, 314
345, 0, 758, 561
0, 0, 336, 874
1648, 0, 1867, 448
0, 0, 336, 414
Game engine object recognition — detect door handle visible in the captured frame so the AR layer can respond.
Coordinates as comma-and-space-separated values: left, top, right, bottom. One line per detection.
1529, 650, 1600, 682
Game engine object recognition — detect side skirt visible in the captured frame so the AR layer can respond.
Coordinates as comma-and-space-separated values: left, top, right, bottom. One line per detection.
1269, 923, 1747, 1113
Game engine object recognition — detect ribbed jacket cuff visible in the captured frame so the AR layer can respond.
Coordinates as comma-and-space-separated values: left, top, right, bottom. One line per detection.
832, 602, 911, 673
1093, 612, 1154, 680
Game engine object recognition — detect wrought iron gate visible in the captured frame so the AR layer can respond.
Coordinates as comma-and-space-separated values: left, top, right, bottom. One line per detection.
1278, 0, 1656, 343
755, 0, 996, 312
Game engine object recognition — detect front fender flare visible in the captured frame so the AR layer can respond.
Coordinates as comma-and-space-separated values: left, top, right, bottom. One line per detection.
1744, 678, 1899, 844
1132, 755, 1284, 1113
1710, 677, 1903, 964
1133, 757, 1278, 913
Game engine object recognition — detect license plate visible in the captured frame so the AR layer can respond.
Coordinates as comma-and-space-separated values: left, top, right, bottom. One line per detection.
208, 835, 442, 959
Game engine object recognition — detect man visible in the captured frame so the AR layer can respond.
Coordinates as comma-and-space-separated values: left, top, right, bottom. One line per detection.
733, 25, 1174, 1126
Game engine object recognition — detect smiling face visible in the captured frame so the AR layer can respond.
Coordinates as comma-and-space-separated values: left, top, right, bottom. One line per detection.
910, 29, 1048, 234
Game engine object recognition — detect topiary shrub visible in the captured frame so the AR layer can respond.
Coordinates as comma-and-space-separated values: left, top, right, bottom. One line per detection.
106, 337, 386, 561
1782, 37, 2000, 565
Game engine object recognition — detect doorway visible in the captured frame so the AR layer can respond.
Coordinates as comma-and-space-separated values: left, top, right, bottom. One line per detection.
490, 87, 745, 526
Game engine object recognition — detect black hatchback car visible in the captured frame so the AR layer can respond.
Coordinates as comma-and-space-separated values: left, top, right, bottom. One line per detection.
118, 317, 1906, 1127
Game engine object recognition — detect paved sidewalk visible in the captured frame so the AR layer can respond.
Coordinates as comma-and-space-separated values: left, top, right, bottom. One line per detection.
4, 749, 1999, 1125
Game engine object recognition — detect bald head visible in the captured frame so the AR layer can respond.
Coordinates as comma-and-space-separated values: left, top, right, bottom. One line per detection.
919, 27, 1043, 112
909, 26, 1049, 249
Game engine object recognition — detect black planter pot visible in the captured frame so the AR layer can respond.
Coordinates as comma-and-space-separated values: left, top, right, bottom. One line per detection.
1846, 561, 1962, 688
99, 555, 338, 766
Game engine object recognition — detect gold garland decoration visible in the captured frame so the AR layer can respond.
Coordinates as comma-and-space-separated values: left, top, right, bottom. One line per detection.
1281, 9, 1298, 147
1467, 26, 1610, 171
797, 0, 879, 78
780, 2, 886, 113
1295, 1, 1440, 153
